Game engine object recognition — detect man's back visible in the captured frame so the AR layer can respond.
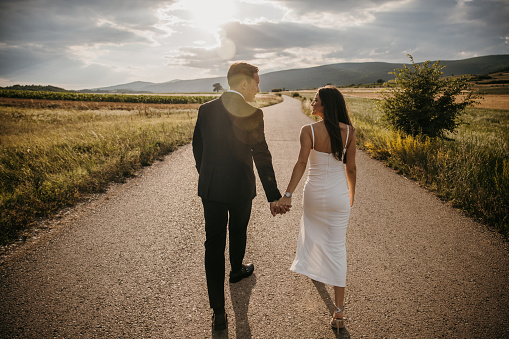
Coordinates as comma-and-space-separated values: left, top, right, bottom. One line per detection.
193, 92, 261, 203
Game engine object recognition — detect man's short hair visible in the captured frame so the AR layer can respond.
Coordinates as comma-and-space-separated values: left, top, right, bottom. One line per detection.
227, 62, 259, 87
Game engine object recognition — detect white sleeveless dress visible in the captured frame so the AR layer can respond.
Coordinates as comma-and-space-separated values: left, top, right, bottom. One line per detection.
290, 124, 350, 287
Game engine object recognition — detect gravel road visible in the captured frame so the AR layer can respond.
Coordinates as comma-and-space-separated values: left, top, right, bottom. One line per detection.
1, 96, 508, 338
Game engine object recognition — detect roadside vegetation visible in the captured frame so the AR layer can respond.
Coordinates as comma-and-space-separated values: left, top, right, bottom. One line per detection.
299, 93, 508, 237
378, 55, 481, 138
0, 93, 282, 245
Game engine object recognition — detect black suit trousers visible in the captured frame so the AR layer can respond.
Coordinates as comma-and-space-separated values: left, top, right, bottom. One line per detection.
202, 198, 252, 312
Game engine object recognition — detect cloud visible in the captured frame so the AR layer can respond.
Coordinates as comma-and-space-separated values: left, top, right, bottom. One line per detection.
0, 0, 507, 89
165, 0, 509, 76
0, 0, 180, 88
270, 0, 411, 27
167, 20, 341, 69
0, 0, 167, 43
272, 0, 402, 13
0, 44, 128, 88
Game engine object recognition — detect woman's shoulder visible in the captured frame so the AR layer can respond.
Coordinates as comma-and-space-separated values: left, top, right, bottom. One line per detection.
339, 121, 355, 131
309, 120, 325, 128
300, 123, 313, 134
302, 121, 321, 129
304, 121, 325, 134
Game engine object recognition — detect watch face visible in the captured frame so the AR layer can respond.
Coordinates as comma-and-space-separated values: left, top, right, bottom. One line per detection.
285, 192, 291, 197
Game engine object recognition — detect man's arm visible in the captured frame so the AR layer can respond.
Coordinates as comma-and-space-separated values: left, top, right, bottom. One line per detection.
192, 109, 203, 173
250, 110, 282, 203
252, 138, 282, 202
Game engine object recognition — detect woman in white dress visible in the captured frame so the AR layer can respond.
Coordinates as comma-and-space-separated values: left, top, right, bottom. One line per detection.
278, 86, 356, 332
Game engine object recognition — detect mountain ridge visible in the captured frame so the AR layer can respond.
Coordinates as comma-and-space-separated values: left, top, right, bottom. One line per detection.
85, 54, 509, 93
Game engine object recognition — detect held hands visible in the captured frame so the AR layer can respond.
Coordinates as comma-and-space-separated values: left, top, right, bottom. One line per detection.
269, 196, 292, 216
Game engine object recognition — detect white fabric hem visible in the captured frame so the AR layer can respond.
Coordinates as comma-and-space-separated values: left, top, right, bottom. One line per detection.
290, 266, 346, 288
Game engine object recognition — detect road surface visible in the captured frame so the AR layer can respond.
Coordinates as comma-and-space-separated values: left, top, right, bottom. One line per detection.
1, 96, 508, 338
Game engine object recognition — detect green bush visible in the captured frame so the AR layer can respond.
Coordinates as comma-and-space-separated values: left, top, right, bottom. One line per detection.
378, 55, 481, 138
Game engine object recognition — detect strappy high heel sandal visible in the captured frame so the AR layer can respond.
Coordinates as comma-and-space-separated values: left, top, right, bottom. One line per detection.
330, 304, 345, 333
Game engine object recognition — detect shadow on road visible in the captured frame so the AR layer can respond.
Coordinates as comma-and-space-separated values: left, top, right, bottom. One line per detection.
227, 273, 257, 338
312, 280, 351, 338
212, 326, 229, 339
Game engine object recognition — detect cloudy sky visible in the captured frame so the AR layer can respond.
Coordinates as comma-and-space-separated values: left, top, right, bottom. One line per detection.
1, 0, 508, 90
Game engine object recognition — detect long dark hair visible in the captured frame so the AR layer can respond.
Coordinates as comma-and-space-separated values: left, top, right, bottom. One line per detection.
318, 86, 352, 163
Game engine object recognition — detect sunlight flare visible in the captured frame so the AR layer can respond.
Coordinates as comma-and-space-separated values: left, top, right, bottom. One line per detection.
182, 0, 235, 31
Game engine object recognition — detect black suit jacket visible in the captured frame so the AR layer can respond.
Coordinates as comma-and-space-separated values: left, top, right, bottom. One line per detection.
192, 91, 281, 203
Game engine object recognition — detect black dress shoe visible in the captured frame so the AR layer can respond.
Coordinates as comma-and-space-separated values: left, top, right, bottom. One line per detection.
212, 312, 227, 331
229, 263, 254, 283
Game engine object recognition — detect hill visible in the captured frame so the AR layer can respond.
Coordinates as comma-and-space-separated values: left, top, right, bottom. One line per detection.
84, 55, 509, 93
80, 81, 155, 93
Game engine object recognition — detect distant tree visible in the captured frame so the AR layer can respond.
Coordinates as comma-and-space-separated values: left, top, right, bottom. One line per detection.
378, 54, 481, 138
2, 84, 68, 92
376, 79, 384, 84
212, 83, 223, 92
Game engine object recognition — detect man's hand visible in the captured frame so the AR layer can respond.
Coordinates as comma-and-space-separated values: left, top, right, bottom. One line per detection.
270, 201, 278, 216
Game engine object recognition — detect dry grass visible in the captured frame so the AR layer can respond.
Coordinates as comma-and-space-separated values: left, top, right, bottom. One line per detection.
296, 92, 508, 236
0, 93, 283, 245
337, 89, 509, 110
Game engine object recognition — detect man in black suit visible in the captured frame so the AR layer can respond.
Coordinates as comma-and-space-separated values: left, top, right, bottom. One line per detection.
192, 62, 287, 330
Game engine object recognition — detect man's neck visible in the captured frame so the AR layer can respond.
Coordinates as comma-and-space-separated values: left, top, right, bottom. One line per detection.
227, 89, 245, 101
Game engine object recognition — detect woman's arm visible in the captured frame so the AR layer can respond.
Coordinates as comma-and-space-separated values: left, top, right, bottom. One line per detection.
345, 127, 357, 206
278, 125, 313, 207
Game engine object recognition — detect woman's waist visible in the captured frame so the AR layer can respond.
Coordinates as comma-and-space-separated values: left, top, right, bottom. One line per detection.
305, 172, 347, 185
307, 167, 345, 177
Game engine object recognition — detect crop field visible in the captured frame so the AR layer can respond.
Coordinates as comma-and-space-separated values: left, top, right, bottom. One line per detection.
0, 89, 217, 104
0, 93, 283, 245
297, 91, 508, 236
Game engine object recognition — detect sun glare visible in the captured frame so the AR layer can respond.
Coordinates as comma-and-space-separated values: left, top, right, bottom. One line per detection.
183, 0, 235, 31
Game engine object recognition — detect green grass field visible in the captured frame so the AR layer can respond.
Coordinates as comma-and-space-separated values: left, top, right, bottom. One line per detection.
299, 93, 508, 236
0, 94, 283, 245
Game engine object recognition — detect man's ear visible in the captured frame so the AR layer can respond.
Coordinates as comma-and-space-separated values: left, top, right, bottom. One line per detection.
240, 79, 248, 90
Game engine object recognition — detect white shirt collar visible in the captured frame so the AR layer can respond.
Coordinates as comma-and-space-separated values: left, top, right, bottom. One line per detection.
227, 89, 245, 100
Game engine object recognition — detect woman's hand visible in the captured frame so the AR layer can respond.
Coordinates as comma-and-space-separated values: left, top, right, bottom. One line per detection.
277, 196, 292, 212
349, 191, 355, 207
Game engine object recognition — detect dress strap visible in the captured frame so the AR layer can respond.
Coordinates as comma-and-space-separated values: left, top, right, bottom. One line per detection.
310, 124, 315, 149
342, 125, 349, 158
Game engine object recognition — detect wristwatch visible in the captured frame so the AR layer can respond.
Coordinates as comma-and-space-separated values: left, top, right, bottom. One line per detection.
284, 192, 292, 198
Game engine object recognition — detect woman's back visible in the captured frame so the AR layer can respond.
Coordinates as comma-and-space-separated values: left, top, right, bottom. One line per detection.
311, 121, 350, 155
